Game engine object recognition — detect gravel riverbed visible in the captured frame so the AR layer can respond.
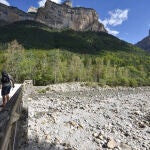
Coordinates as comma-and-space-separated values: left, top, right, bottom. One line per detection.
20, 83, 150, 150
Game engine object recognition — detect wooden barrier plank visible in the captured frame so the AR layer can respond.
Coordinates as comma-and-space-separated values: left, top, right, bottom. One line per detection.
0, 84, 22, 150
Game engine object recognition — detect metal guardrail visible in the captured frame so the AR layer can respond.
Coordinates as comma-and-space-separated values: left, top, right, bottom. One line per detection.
0, 85, 22, 150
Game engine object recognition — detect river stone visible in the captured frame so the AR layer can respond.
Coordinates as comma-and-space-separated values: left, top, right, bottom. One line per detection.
107, 138, 117, 149
119, 143, 132, 150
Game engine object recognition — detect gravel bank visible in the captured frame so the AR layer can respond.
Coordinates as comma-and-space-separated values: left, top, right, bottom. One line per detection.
20, 83, 150, 150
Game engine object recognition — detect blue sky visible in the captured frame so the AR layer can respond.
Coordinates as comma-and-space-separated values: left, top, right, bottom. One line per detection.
0, 0, 150, 44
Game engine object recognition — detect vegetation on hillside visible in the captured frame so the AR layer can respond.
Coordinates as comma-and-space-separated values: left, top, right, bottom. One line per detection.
0, 21, 142, 53
0, 21, 149, 86
136, 36, 150, 51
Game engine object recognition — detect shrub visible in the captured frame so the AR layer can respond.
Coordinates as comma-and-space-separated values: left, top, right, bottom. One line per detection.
85, 82, 98, 88
98, 79, 106, 87
129, 78, 138, 87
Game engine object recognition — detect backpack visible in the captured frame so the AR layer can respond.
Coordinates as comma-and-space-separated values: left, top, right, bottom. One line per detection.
1, 73, 10, 83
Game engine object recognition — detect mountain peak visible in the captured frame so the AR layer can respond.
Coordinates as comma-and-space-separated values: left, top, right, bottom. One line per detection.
0, 1, 107, 32
136, 31, 150, 51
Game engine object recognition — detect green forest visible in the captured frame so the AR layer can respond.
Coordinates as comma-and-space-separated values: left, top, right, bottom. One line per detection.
0, 21, 150, 86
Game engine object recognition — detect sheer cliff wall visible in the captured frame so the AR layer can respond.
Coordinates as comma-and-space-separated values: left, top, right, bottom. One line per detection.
0, 0, 107, 32
36, 0, 106, 32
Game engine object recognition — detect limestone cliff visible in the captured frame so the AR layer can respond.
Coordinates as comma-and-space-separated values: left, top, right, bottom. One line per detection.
0, 3, 35, 26
0, 0, 107, 32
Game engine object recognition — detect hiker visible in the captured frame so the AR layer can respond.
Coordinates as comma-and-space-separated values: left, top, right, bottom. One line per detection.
0, 71, 15, 107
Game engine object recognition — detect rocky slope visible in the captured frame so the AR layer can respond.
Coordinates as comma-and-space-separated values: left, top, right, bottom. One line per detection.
136, 36, 150, 52
0, 3, 35, 25
19, 83, 150, 150
0, 0, 106, 32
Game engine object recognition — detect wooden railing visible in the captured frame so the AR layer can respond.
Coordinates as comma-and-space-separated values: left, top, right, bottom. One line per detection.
0, 85, 22, 150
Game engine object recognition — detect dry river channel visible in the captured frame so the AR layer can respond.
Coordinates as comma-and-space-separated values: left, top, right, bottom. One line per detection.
19, 83, 150, 150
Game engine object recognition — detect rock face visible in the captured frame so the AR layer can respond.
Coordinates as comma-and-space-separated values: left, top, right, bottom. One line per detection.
0, 3, 35, 26
0, 0, 107, 32
36, 0, 106, 32
136, 36, 150, 52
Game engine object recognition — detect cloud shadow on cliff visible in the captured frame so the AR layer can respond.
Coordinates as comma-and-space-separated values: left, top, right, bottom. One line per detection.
0, 21, 134, 54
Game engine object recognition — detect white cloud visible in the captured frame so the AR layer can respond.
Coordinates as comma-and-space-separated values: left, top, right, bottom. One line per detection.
38, 0, 62, 7
106, 27, 119, 36
99, 9, 129, 36
38, 0, 46, 7
107, 9, 129, 26
0, 0, 10, 6
99, 18, 119, 35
